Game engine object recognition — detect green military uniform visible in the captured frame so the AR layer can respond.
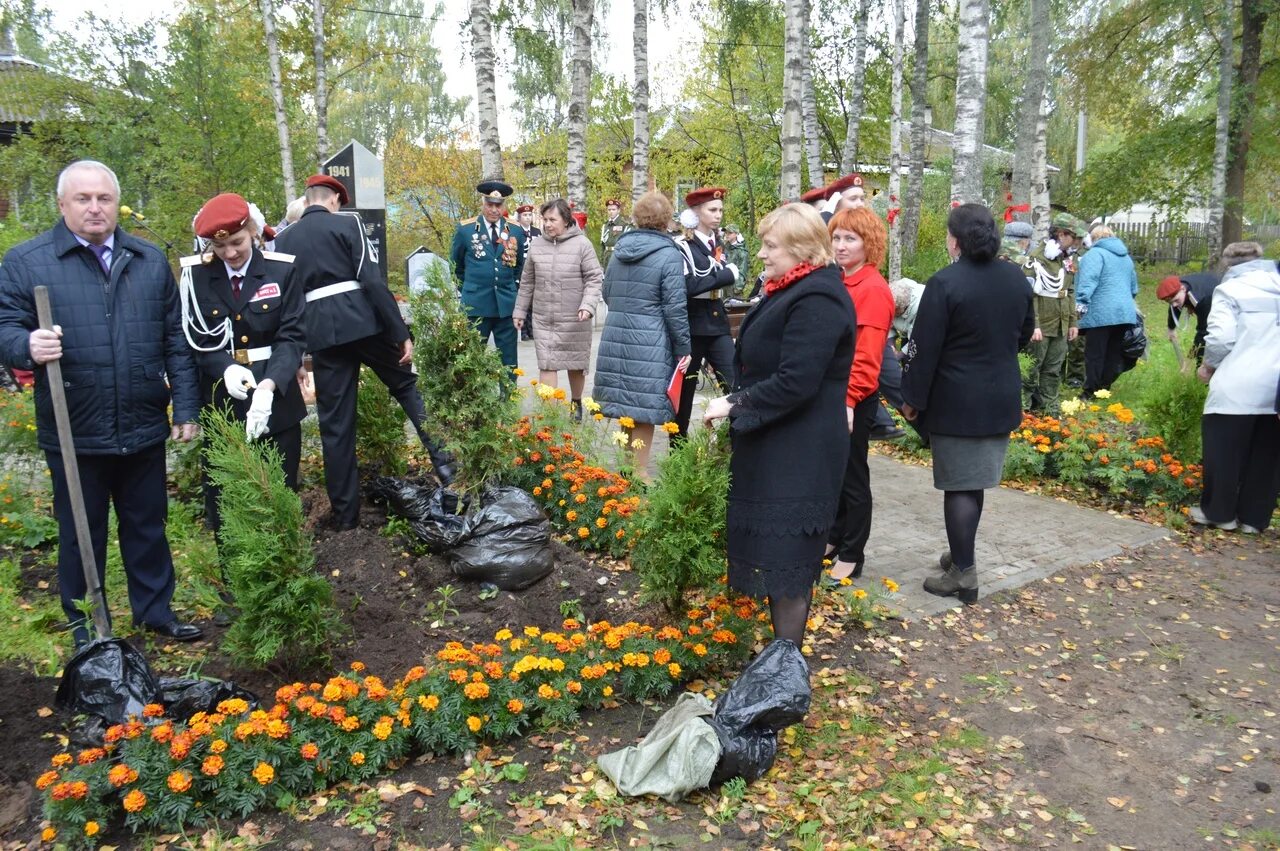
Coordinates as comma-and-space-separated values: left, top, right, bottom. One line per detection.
999, 236, 1030, 265
1062, 222, 1091, 386
599, 214, 632, 266
1021, 213, 1080, 413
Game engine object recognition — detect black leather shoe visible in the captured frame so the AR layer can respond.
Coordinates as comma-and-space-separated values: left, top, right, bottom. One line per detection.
433, 459, 457, 486
868, 425, 906, 441
145, 620, 204, 642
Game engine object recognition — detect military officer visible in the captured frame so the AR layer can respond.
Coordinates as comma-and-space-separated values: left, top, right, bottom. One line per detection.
275, 174, 455, 530
180, 193, 307, 533
1021, 213, 1081, 413
672, 186, 739, 439
599, 198, 631, 266
450, 180, 527, 370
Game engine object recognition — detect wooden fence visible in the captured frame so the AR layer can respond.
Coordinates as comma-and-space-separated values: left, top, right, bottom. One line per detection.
1109, 221, 1280, 267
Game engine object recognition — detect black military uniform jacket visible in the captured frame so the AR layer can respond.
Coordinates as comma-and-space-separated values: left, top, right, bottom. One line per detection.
181, 247, 307, 435
273, 205, 409, 351
679, 232, 735, 336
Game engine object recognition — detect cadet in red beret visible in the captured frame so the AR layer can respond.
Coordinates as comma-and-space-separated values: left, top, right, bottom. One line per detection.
277, 175, 457, 529
1157, 271, 1220, 365
181, 192, 308, 543
799, 185, 829, 207
827, 173, 866, 211
672, 186, 738, 438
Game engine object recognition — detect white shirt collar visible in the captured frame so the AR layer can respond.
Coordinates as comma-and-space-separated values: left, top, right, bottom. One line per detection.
73, 233, 114, 254
224, 260, 250, 279
694, 229, 715, 249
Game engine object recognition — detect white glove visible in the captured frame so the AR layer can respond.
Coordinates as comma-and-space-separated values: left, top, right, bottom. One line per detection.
223, 364, 257, 400
245, 385, 273, 441
726, 262, 740, 283
819, 192, 841, 215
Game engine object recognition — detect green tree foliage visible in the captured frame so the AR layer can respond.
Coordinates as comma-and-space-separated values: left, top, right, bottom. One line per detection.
355, 366, 410, 476
203, 407, 343, 671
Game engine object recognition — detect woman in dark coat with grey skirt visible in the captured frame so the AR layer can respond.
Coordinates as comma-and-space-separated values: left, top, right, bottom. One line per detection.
704, 204, 855, 644
593, 191, 691, 475
901, 203, 1034, 604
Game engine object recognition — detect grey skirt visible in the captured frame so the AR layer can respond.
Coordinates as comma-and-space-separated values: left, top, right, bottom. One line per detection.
930, 433, 1010, 491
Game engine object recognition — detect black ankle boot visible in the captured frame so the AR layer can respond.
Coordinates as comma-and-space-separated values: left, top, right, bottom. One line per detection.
923, 565, 978, 604
571, 399, 583, 422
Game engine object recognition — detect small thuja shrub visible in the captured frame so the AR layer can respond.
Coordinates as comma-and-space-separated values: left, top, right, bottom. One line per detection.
355, 366, 409, 475
202, 407, 344, 670
631, 424, 731, 613
410, 262, 519, 495
1129, 365, 1207, 463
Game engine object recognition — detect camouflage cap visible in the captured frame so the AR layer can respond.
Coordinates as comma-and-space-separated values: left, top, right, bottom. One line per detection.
724, 223, 741, 234
999, 236, 1028, 259
1050, 212, 1080, 235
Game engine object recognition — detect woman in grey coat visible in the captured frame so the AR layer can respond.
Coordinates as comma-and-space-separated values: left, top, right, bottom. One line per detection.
593, 191, 691, 474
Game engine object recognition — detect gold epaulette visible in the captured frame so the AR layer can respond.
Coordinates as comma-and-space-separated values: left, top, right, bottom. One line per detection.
261, 250, 295, 263
459, 216, 478, 226
179, 253, 213, 267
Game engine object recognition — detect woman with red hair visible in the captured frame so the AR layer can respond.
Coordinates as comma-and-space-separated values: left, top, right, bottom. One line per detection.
824, 207, 894, 584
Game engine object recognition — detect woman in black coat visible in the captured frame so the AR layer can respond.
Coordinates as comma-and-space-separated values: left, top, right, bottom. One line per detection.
704, 204, 855, 643
901, 204, 1034, 604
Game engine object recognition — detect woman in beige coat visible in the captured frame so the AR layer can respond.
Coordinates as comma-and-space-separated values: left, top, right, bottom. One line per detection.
514, 198, 604, 416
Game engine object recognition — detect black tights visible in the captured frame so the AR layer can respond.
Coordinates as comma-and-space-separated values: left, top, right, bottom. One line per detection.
943, 489, 984, 570
769, 592, 811, 645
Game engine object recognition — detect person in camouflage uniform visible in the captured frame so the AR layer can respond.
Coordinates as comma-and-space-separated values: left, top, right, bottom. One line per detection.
999, 220, 1033, 264
1062, 216, 1092, 386
599, 198, 632, 266
1020, 213, 1081, 413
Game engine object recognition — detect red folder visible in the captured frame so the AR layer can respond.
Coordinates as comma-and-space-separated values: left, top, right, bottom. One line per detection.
667, 355, 692, 410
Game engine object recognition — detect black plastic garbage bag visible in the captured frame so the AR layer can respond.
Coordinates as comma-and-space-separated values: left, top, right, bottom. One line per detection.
56, 638, 160, 727
707, 638, 811, 784
448, 486, 554, 591
1122, 311, 1148, 372
159, 678, 259, 720
368, 476, 469, 550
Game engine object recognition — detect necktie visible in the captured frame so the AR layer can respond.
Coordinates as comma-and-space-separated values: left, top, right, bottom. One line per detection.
89, 243, 110, 275
231, 274, 242, 300
491, 224, 500, 245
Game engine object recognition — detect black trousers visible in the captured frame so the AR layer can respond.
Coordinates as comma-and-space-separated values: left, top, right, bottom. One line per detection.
202, 423, 302, 535
312, 335, 437, 526
1083, 324, 1129, 393
46, 443, 176, 637
1201, 413, 1280, 530
827, 393, 880, 564
673, 333, 737, 438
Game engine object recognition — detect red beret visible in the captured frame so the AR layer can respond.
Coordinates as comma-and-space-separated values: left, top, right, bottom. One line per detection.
799, 185, 829, 205
515, 204, 534, 214
828, 172, 864, 194
605, 198, 622, 208
1156, 275, 1184, 300
684, 186, 726, 208
305, 173, 350, 206
193, 193, 252, 240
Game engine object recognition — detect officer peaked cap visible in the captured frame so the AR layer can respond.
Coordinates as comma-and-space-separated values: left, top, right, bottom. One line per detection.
477, 180, 514, 202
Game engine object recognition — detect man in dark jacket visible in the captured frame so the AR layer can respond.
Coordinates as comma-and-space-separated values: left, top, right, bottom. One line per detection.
275, 174, 454, 530
1156, 272, 1218, 365
0, 160, 203, 648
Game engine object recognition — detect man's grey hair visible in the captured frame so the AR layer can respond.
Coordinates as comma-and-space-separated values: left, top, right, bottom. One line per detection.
56, 160, 120, 199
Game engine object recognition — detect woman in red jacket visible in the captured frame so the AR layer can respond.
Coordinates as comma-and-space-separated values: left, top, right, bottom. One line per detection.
825, 207, 895, 584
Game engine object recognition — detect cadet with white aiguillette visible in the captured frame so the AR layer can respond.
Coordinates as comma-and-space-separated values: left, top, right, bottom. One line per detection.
179, 192, 308, 532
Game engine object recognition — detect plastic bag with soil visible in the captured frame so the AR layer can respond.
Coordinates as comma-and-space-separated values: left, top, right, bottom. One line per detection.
598, 692, 722, 802
159, 678, 259, 719
707, 638, 811, 784
368, 476, 470, 549
56, 638, 160, 728
448, 486, 553, 591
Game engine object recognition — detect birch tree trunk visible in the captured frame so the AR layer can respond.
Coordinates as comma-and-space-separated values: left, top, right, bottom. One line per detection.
800, 0, 823, 188
838, 0, 869, 173
471, 0, 504, 180
1031, 92, 1051, 242
1011, 0, 1048, 221
259, 0, 295, 203
1223, 0, 1266, 247
888, 0, 905, 281
312, 0, 328, 168
631, 0, 649, 200
950, 0, 990, 204
900, 0, 930, 258
1207, 0, 1234, 261
780, 0, 805, 200
566, 0, 593, 206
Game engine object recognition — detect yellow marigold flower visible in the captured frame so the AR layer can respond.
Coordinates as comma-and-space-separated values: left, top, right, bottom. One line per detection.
553, 388, 567, 400
574, 493, 587, 504
595, 516, 607, 528
567, 680, 582, 694
618, 416, 635, 428
142, 702, 165, 718
514, 368, 525, 376
418, 694, 440, 711
464, 681, 490, 700
201, 755, 224, 776
217, 697, 249, 715
509, 638, 525, 651
692, 643, 708, 656
593, 412, 604, 421
300, 742, 319, 761
538, 683, 556, 699
373, 720, 393, 741
630, 438, 646, 449
602, 686, 614, 697
84, 822, 100, 837
495, 628, 513, 641
35, 771, 58, 791
467, 715, 483, 733
668, 663, 682, 677
167, 770, 192, 793
209, 739, 228, 754
524, 625, 541, 637
350, 661, 366, 672
661, 421, 680, 434
41, 827, 56, 842
565, 509, 578, 521
123, 789, 147, 813
533, 486, 543, 496
582, 396, 601, 413
1093, 388, 1111, 398
654, 648, 672, 665
350, 752, 366, 766
253, 762, 275, 785
507, 699, 524, 713
50, 753, 72, 768
882, 577, 900, 593
578, 526, 590, 538
853, 588, 868, 599
341, 716, 361, 732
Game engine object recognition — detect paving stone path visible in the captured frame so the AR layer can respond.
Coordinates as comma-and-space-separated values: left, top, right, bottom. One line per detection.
516, 327, 1170, 618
